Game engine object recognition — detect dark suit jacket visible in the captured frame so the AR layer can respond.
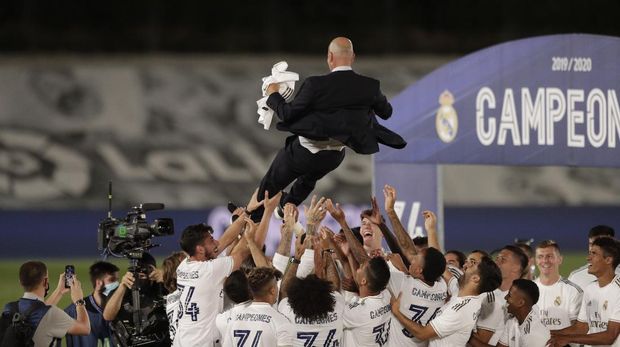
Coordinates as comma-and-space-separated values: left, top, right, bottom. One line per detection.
266, 70, 406, 154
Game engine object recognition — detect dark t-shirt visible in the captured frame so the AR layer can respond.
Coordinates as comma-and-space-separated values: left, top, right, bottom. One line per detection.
108, 283, 171, 347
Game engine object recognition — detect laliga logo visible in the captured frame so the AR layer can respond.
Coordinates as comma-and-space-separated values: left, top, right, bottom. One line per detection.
435, 90, 458, 143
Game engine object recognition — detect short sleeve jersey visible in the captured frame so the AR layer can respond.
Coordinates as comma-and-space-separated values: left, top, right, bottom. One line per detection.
476, 288, 509, 345
534, 278, 583, 330
278, 291, 344, 347
222, 302, 294, 347
577, 276, 620, 347
428, 295, 481, 347
343, 290, 393, 347
387, 270, 449, 347
498, 310, 550, 347
174, 256, 233, 347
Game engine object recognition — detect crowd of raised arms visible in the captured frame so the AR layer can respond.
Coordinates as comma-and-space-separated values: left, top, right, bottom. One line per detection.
5, 184, 620, 347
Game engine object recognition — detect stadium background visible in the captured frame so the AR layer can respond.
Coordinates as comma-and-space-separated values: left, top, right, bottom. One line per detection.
1, 0, 620, 312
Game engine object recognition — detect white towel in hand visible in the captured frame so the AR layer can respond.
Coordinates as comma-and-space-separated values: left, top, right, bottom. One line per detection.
257, 61, 299, 129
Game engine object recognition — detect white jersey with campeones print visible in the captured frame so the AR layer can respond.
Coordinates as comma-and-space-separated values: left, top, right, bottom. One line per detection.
174, 256, 233, 347
222, 301, 294, 347
387, 270, 449, 347
278, 291, 344, 347
568, 264, 620, 292
343, 289, 393, 347
166, 289, 182, 343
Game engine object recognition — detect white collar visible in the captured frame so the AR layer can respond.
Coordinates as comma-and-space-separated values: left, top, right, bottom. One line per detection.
331, 66, 353, 72
23, 292, 44, 301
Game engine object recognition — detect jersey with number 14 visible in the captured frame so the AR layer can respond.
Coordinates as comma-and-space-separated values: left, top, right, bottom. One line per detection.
388, 271, 448, 347
222, 301, 294, 347
174, 257, 233, 347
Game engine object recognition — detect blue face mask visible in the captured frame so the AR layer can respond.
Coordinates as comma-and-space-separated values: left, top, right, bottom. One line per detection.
102, 281, 119, 296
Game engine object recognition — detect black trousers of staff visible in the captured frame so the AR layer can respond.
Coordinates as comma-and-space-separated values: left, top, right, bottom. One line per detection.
252, 135, 345, 221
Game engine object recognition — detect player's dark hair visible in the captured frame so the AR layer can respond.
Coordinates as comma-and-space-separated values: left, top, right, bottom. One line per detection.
287, 275, 335, 321
592, 237, 620, 269
225, 270, 252, 303
89, 261, 120, 288
248, 267, 282, 297
477, 256, 502, 294
412, 236, 428, 247
423, 247, 447, 283
180, 223, 213, 256
19, 261, 47, 292
589, 225, 615, 239
162, 252, 186, 293
502, 245, 529, 274
470, 249, 489, 257
366, 257, 390, 293
445, 250, 466, 268
515, 242, 534, 259
512, 278, 540, 306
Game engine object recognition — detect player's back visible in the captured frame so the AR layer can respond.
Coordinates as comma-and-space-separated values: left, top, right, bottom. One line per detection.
222, 301, 294, 347
279, 291, 345, 347
175, 257, 233, 346
388, 271, 449, 347
343, 289, 392, 347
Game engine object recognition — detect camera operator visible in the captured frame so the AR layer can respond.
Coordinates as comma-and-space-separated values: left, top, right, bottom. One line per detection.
102, 253, 170, 347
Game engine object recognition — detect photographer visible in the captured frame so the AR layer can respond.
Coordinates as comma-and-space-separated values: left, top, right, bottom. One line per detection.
64, 261, 119, 347
2, 261, 90, 346
102, 253, 170, 347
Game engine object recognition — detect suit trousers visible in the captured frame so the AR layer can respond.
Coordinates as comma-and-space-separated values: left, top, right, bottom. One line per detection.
253, 136, 345, 221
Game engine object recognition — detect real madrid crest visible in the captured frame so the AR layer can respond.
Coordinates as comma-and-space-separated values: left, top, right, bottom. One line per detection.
435, 90, 458, 143
554, 296, 561, 306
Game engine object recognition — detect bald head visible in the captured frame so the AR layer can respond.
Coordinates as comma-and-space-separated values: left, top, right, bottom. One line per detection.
327, 37, 355, 70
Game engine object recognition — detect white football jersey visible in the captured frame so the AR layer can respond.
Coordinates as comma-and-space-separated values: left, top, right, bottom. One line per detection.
166, 289, 182, 343
534, 277, 583, 330
498, 310, 550, 347
343, 290, 393, 347
428, 295, 481, 347
216, 301, 252, 346
387, 271, 449, 347
577, 275, 620, 346
568, 264, 620, 291
222, 301, 294, 347
476, 288, 508, 345
278, 291, 344, 347
174, 256, 233, 347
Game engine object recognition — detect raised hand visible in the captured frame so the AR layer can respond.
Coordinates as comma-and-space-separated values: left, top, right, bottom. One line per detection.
304, 195, 327, 227
383, 184, 397, 213
243, 217, 258, 242
69, 275, 85, 303
367, 196, 384, 225
325, 199, 345, 225
333, 233, 350, 257
422, 210, 437, 232
246, 188, 265, 213
283, 203, 299, 233
264, 190, 283, 212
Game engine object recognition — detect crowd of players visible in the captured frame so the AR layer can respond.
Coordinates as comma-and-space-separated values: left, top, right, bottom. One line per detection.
5, 184, 620, 347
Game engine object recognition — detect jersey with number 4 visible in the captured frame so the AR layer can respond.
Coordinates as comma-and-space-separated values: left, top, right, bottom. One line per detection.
388, 271, 448, 347
174, 256, 233, 347
278, 291, 344, 347
343, 290, 393, 347
222, 301, 294, 347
